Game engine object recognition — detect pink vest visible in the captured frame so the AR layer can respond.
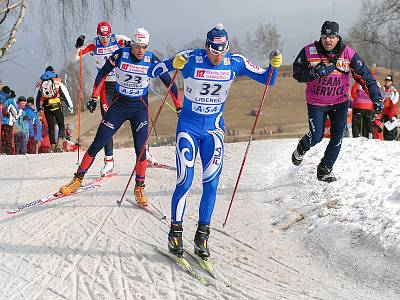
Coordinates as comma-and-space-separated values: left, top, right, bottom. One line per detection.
304, 42, 356, 106
353, 86, 373, 110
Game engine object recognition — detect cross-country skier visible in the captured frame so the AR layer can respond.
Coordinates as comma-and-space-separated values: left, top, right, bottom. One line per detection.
291, 20, 383, 182
60, 27, 181, 206
149, 23, 282, 259
75, 21, 131, 175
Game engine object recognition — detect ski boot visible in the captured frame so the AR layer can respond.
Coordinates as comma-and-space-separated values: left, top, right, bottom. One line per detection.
194, 224, 210, 260
292, 142, 306, 166
317, 164, 337, 183
59, 172, 84, 195
100, 155, 114, 176
168, 223, 184, 258
54, 137, 64, 153
134, 180, 148, 206
146, 146, 158, 166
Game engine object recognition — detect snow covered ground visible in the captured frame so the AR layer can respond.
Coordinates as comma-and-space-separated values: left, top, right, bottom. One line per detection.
0, 138, 399, 299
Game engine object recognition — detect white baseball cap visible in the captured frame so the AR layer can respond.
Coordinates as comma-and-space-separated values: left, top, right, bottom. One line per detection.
133, 27, 149, 45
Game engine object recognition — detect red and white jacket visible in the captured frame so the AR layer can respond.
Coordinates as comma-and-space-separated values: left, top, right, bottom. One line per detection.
382, 85, 399, 119
75, 33, 130, 82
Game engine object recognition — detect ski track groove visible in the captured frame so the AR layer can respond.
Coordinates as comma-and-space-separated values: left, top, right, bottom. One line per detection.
117, 243, 128, 300
3, 228, 69, 299
59, 207, 114, 284
0, 266, 67, 300
1, 206, 110, 298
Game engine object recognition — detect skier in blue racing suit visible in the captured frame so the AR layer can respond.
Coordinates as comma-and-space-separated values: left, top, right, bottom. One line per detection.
150, 23, 282, 259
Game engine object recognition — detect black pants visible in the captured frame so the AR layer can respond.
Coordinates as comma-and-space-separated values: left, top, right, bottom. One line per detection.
44, 106, 65, 145
382, 114, 398, 141
352, 108, 374, 138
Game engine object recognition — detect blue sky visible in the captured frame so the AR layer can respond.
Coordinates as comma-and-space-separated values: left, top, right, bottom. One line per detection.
1, 0, 361, 97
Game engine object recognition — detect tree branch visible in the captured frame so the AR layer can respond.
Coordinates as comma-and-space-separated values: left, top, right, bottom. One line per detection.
0, 0, 26, 60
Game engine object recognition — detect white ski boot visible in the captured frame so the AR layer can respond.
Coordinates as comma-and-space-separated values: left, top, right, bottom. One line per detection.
146, 148, 158, 166
100, 155, 114, 176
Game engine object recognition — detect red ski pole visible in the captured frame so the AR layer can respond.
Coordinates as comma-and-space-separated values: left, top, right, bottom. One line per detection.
77, 52, 83, 163
222, 65, 276, 228
117, 70, 179, 206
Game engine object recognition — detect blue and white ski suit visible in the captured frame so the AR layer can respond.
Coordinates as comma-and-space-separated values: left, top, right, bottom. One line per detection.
150, 49, 279, 225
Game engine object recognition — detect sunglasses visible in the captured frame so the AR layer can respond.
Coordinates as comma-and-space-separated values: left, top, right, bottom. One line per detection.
321, 34, 338, 39
132, 43, 148, 49
98, 35, 111, 40
209, 44, 229, 56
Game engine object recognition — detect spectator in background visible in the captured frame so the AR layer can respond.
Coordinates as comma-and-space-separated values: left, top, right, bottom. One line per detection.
35, 66, 73, 152
14, 96, 29, 155
351, 82, 375, 138
1, 87, 19, 154
381, 75, 399, 141
25, 96, 42, 154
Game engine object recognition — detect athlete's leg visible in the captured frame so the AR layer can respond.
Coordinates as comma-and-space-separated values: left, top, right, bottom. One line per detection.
129, 97, 149, 184
299, 104, 327, 151
101, 81, 116, 156
171, 124, 200, 224
77, 105, 127, 175
321, 102, 348, 168
44, 106, 56, 145
198, 127, 224, 225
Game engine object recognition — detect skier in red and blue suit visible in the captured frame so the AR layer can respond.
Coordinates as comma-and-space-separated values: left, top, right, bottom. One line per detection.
75, 21, 131, 175
60, 28, 181, 206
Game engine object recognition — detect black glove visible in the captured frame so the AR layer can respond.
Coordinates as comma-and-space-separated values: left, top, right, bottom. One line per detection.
373, 101, 384, 114
176, 107, 182, 117
86, 97, 97, 113
75, 35, 85, 49
314, 63, 335, 78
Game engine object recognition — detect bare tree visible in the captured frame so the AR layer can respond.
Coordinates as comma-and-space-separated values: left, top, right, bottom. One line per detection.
36, 0, 133, 59
348, 0, 400, 70
253, 23, 283, 64
0, 0, 26, 61
239, 23, 283, 65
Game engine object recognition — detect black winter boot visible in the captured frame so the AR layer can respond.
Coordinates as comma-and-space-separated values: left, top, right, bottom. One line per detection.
292, 142, 307, 166
194, 224, 210, 260
317, 164, 337, 182
168, 223, 184, 257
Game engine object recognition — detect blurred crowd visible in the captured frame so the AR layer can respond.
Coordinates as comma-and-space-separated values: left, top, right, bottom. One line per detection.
0, 66, 77, 155
324, 74, 399, 141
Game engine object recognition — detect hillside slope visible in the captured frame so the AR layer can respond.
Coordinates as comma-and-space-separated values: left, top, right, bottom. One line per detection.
0, 138, 399, 299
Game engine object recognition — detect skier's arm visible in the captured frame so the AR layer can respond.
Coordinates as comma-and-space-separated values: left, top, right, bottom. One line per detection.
116, 34, 131, 47
75, 41, 96, 61
231, 54, 279, 86
350, 53, 382, 104
293, 48, 318, 82
92, 48, 123, 97
149, 50, 194, 79
152, 54, 181, 110
59, 83, 73, 109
